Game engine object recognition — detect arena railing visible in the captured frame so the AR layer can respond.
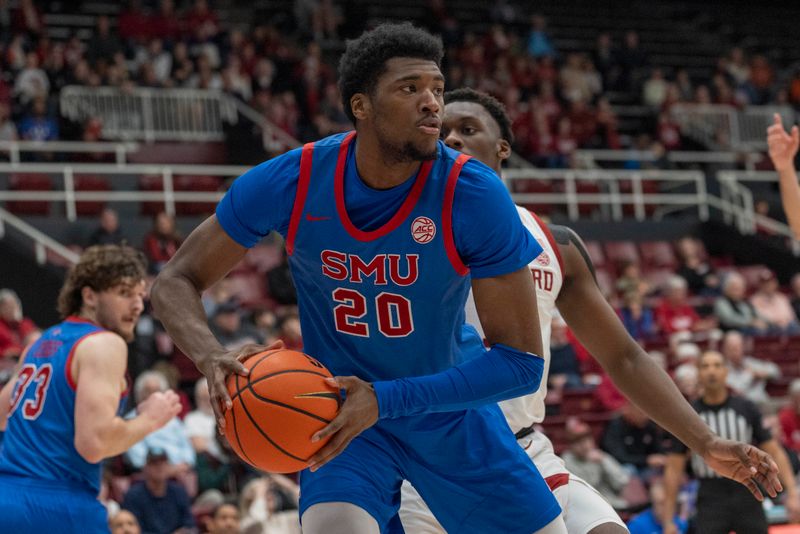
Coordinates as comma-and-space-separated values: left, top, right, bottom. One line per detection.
574, 149, 764, 171
0, 140, 140, 165
0, 206, 80, 265
670, 104, 795, 151
59, 86, 301, 151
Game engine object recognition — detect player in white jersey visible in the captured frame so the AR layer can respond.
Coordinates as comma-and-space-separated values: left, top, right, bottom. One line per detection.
399, 88, 782, 534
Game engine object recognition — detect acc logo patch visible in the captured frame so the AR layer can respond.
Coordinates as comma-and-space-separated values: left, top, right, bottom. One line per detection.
411, 216, 436, 244
536, 251, 551, 267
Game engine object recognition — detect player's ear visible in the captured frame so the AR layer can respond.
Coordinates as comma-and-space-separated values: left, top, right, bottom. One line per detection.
350, 93, 370, 122
81, 286, 97, 310
496, 139, 512, 161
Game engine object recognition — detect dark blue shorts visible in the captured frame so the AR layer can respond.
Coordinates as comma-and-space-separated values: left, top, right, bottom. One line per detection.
0, 474, 108, 533
299, 404, 561, 534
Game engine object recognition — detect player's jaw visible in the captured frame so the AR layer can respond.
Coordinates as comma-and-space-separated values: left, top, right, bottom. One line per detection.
95, 280, 146, 342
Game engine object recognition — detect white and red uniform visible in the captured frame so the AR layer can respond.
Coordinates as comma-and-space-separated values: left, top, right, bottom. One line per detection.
400, 207, 627, 533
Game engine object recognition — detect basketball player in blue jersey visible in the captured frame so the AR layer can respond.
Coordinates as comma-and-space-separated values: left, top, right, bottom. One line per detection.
152, 22, 568, 534
398, 87, 783, 534
0, 245, 182, 533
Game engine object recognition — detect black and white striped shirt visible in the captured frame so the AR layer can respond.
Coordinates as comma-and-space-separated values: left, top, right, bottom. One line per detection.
669, 394, 771, 479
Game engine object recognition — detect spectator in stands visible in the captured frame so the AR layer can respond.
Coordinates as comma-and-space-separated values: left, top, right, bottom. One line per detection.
184, 377, 223, 461
616, 261, 650, 298
655, 276, 717, 337
136, 39, 173, 86
764, 413, 800, 476
18, 96, 58, 142
750, 269, 800, 334
150, 0, 183, 44
619, 291, 658, 341
202, 278, 233, 318
87, 15, 122, 68
206, 502, 240, 534
714, 272, 771, 334
14, 52, 49, 105
0, 102, 17, 142
122, 447, 195, 534
673, 363, 699, 402
239, 476, 301, 534
526, 14, 555, 59
616, 30, 648, 92
792, 274, 800, 321
185, 0, 220, 43
675, 237, 719, 296
548, 315, 582, 394
592, 32, 616, 90
109, 509, 141, 534
602, 402, 666, 479
642, 68, 669, 108
0, 288, 39, 358
779, 379, 800, 454
143, 211, 182, 274
89, 207, 124, 246
266, 250, 297, 306
627, 480, 688, 534
209, 300, 260, 351
126, 370, 196, 476
12, 0, 43, 38
722, 330, 780, 406
562, 419, 630, 510
251, 307, 279, 345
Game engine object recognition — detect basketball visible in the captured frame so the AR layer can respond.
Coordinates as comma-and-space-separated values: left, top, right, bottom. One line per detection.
223, 349, 341, 473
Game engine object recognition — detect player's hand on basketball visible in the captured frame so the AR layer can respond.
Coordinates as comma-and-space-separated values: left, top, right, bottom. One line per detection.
700, 437, 781, 500
308, 375, 379, 472
200, 340, 286, 431
767, 113, 800, 172
138, 390, 182, 431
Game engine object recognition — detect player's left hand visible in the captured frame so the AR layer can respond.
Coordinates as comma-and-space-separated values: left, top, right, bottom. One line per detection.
701, 437, 781, 500
308, 375, 379, 472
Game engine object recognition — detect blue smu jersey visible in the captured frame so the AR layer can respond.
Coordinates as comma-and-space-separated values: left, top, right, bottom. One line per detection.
286, 132, 474, 380
0, 318, 124, 494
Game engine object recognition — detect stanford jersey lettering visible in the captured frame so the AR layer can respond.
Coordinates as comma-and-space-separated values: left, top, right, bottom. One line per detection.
321, 250, 420, 286
531, 268, 554, 292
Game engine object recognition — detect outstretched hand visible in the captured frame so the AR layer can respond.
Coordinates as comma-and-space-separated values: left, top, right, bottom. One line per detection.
308, 375, 379, 472
199, 339, 286, 431
767, 113, 800, 172
701, 437, 781, 500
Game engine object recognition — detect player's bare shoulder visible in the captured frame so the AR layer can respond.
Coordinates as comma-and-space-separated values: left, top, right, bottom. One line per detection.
545, 223, 597, 283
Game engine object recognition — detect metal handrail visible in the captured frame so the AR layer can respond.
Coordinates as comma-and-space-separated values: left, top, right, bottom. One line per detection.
575, 149, 764, 170
0, 207, 80, 265
0, 140, 140, 165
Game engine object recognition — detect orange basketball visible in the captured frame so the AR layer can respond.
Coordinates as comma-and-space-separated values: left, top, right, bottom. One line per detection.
224, 349, 341, 473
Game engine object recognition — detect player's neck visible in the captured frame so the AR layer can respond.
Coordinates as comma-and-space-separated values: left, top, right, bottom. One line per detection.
354, 134, 422, 190
76, 308, 99, 325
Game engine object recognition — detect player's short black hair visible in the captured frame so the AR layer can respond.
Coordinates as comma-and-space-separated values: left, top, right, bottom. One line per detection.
444, 88, 515, 145
338, 22, 444, 123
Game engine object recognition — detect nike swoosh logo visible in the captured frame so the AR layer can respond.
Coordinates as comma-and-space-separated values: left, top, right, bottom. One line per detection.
295, 391, 342, 407
306, 214, 331, 222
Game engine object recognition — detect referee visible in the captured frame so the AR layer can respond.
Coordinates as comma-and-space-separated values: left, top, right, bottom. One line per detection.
663, 350, 800, 534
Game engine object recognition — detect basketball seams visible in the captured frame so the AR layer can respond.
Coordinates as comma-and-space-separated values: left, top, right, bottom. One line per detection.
230, 373, 258, 468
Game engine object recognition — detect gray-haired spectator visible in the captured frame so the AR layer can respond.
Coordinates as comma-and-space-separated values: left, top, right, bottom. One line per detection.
655, 275, 717, 337
88, 207, 124, 247
125, 370, 196, 475
673, 363, 699, 401
0, 288, 40, 359
750, 269, 800, 335
714, 272, 771, 334
722, 331, 780, 405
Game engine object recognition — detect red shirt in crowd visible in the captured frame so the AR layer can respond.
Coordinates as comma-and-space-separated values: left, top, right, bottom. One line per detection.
0, 316, 38, 357
779, 406, 800, 452
655, 300, 700, 334
143, 232, 181, 266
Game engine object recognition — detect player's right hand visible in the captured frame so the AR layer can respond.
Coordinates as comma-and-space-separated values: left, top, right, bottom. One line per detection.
767, 113, 800, 172
199, 340, 285, 431
662, 522, 679, 534
139, 390, 182, 431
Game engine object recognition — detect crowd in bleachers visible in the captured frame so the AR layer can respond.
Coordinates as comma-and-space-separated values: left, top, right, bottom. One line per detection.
0, 0, 798, 167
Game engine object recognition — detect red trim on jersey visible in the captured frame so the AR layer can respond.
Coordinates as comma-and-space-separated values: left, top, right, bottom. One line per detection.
65, 315, 98, 326
545, 472, 570, 491
286, 142, 316, 255
442, 154, 471, 276
335, 132, 434, 242
64, 330, 108, 391
529, 210, 564, 277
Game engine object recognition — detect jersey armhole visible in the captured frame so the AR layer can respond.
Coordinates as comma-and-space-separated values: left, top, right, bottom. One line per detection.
442, 154, 471, 276
285, 142, 315, 256
65, 331, 112, 391
528, 210, 564, 277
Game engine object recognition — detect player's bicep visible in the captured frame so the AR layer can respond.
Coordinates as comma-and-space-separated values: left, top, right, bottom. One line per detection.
73, 334, 127, 454
471, 266, 542, 355
556, 239, 640, 369
161, 214, 249, 292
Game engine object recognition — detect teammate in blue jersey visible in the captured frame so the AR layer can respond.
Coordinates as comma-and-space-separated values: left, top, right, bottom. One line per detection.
0, 245, 181, 533
152, 23, 567, 533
